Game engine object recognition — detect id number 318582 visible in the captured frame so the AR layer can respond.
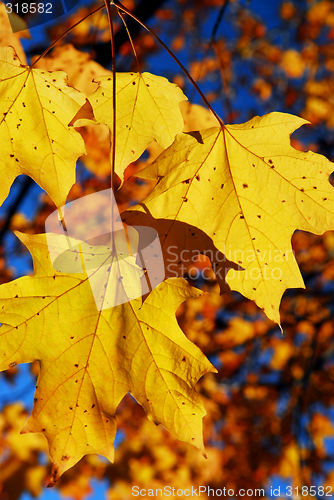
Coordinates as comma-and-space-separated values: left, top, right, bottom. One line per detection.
285, 486, 332, 496
5, 3, 53, 13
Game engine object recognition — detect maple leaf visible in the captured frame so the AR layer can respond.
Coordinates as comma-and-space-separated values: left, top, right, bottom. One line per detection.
75, 72, 187, 183
0, 46, 86, 207
125, 112, 334, 324
0, 232, 215, 483
180, 101, 220, 132
33, 44, 111, 97
0, 3, 28, 64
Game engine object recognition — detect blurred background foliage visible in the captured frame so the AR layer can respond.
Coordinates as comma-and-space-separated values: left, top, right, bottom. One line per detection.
0, 0, 334, 498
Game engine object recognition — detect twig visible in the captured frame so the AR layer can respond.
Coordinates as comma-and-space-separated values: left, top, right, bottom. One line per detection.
113, 0, 224, 128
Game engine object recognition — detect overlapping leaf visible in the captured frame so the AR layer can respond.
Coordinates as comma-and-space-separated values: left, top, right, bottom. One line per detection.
0, 232, 215, 483
0, 46, 86, 207
125, 112, 334, 324
33, 44, 111, 97
76, 72, 187, 183
0, 3, 28, 63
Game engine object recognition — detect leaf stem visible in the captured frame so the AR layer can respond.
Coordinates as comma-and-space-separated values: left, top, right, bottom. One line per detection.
210, 0, 229, 45
189, 0, 229, 103
113, 0, 225, 128
117, 8, 141, 73
105, 0, 117, 195
212, 41, 234, 124
105, 0, 117, 261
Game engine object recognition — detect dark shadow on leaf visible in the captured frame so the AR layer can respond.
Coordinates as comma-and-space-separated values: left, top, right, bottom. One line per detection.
121, 206, 241, 295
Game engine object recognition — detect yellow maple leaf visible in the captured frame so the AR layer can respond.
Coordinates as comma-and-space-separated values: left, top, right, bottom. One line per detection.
31, 44, 115, 178
0, 232, 215, 483
75, 72, 187, 183
32, 44, 111, 97
0, 46, 86, 207
0, 2, 29, 64
125, 112, 334, 324
180, 101, 220, 132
